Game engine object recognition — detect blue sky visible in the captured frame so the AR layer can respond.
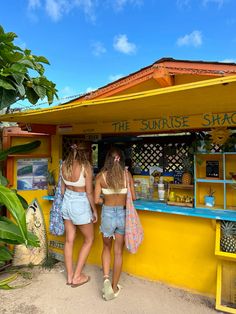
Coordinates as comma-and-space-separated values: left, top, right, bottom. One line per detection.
1, 0, 236, 109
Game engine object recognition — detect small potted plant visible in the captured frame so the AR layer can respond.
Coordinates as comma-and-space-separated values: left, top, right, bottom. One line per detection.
204, 186, 215, 207
47, 170, 56, 196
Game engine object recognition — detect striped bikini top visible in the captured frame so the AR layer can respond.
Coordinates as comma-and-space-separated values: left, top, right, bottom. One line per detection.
62, 165, 85, 187
101, 172, 127, 195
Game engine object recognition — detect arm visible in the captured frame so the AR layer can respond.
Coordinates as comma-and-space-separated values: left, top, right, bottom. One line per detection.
85, 165, 98, 223
94, 173, 103, 205
128, 171, 136, 201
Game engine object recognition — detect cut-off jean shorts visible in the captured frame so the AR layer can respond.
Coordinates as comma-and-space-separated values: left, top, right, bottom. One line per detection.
61, 189, 93, 225
100, 205, 126, 238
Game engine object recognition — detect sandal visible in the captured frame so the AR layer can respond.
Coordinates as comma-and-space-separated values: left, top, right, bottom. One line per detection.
114, 284, 122, 298
71, 275, 90, 288
102, 279, 115, 301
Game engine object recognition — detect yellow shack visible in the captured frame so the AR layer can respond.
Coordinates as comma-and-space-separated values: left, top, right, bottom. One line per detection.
1, 58, 236, 313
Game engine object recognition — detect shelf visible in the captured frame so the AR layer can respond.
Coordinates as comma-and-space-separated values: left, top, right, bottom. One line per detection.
196, 203, 224, 210
169, 184, 194, 190
196, 179, 225, 183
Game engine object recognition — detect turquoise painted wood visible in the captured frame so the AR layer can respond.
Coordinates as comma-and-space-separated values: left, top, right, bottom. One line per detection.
134, 200, 236, 221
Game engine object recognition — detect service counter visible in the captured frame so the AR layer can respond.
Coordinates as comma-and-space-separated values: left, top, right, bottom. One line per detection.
42, 196, 233, 297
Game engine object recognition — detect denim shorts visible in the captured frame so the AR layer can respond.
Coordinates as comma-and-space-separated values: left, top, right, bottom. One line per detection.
61, 189, 93, 225
100, 205, 126, 238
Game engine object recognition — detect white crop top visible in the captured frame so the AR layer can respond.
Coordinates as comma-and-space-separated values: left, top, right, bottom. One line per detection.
101, 172, 127, 195
62, 166, 85, 187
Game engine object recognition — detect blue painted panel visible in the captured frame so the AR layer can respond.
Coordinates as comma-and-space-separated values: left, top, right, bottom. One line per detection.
43, 195, 54, 201
134, 200, 236, 221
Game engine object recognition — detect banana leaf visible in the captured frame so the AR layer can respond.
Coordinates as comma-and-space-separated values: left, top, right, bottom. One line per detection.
0, 217, 40, 247
0, 140, 41, 161
0, 186, 27, 244
0, 246, 12, 261
11, 189, 28, 210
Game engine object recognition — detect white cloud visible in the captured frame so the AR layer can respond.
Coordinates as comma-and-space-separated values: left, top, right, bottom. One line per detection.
176, 0, 190, 8
28, 0, 96, 22
60, 86, 77, 98
108, 74, 124, 82
113, 0, 143, 11
177, 30, 202, 47
202, 0, 227, 8
113, 34, 136, 54
28, 0, 41, 9
220, 59, 236, 63
85, 87, 97, 93
91, 41, 106, 56
27, 0, 143, 22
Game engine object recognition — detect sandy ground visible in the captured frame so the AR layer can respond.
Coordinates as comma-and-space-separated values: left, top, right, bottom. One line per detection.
0, 263, 220, 314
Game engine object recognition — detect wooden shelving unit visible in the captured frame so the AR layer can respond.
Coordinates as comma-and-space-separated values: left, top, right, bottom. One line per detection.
194, 153, 236, 211
195, 153, 236, 313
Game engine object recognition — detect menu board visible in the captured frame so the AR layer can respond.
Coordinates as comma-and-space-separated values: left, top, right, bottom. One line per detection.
206, 160, 219, 178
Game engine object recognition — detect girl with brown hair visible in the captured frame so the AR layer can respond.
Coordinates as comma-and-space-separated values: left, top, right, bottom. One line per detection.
61, 144, 97, 287
95, 147, 136, 300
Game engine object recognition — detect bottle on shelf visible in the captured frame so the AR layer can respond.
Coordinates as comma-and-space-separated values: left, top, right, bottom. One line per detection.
158, 176, 165, 201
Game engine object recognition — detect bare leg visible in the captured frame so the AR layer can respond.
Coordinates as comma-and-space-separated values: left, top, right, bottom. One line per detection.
102, 236, 113, 278
64, 220, 76, 284
72, 223, 94, 285
112, 233, 124, 292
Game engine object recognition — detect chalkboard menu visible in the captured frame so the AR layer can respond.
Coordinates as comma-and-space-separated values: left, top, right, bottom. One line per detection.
206, 160, 219, 178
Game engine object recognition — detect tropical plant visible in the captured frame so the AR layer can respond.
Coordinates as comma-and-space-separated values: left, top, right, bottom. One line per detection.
0, 25, 58, 110
0, 140, 41, 288
208, 186, 215, 197
0, 186, 40, 289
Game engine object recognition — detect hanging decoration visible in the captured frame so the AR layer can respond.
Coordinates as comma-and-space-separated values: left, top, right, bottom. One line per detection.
209, 127, 231, 146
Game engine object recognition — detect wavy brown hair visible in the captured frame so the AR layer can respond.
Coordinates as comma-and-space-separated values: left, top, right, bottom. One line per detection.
102, 147, 125, 190
63, 147, 90, 179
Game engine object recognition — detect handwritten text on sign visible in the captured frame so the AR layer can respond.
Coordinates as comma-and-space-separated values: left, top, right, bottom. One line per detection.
111, 112, 236, 132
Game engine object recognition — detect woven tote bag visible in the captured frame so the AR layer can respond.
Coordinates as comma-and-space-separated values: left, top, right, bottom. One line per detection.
125, 171, 144, 253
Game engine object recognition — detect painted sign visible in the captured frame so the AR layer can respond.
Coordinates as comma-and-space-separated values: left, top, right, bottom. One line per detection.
57, 111, 236, 135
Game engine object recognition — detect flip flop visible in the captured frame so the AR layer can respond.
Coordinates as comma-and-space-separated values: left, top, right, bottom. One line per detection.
71, 276, 90, 288
66, 282, 72, 286
114, 284, 122, 298
102, 279, 115, 301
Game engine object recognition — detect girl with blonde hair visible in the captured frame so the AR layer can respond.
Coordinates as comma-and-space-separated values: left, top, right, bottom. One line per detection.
95, 147, 136, 300
61, 144, 97, 287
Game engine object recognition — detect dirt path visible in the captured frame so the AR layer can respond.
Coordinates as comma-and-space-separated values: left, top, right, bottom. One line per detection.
0, 263, 219, 314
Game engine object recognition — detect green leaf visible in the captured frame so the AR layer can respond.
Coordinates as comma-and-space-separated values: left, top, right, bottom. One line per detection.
0, 246, 13, 261
34, 56, 50, 65
25, 87, 39, 104
0, 217, 39, 247
0, 78, 15, 90
0, 87, 17, 110
0, 140, 41, 161
11, 63, 27, 74
15, 193, 28, 210
14, 82, 25, 97
0, 186, 27, 244
33, 85, 47, 99
0, 171, 9, 186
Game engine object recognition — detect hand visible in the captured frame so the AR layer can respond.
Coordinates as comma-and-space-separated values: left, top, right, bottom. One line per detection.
92, 210, 98, 223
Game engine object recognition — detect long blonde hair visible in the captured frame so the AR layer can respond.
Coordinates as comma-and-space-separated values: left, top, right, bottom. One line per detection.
102, 147, 125, 190
64, 144, 90, 178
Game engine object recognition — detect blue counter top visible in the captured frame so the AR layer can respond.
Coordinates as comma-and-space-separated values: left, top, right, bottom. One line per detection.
42, 196, 236, 221
134, 200, 236, 221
